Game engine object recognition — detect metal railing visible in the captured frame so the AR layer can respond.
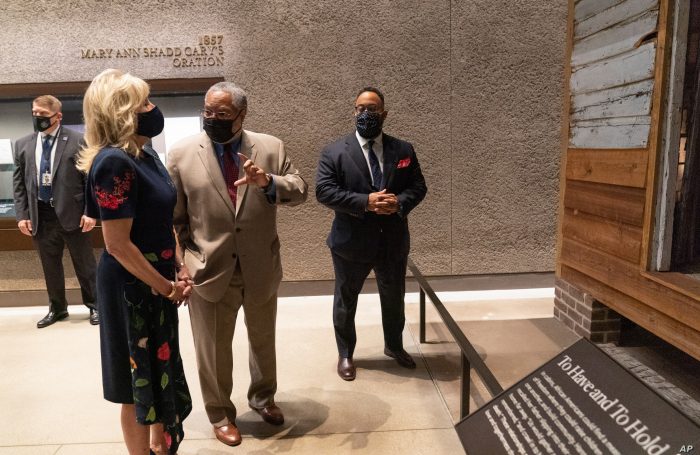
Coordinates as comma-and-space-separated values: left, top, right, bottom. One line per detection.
408, 257, 504, 419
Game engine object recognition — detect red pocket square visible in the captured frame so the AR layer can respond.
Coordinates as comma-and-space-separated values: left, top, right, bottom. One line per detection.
397, 158, 411, 169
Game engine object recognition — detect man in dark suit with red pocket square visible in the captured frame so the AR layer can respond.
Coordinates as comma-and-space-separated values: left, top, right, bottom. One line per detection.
316, 87, 427, 381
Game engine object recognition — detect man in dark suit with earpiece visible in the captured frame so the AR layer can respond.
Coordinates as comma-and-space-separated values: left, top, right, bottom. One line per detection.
316, 87, 427, 381
12, 95, 98, 328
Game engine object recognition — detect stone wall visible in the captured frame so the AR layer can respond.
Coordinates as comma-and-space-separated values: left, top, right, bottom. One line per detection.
0, 0, 567, 290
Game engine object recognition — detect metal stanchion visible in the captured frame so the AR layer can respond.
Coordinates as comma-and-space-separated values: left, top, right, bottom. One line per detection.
461, 352, 471, 418
419, 287, 426, 343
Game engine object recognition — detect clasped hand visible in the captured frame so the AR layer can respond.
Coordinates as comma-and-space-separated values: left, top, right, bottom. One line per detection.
367, 189, 399, 215
152, 268, 193, 307
234, 152, 271, 188
171, 277, 194, 307
172, 266, 194, 307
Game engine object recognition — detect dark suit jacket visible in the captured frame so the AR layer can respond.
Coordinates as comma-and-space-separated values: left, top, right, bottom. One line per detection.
316, 132, 427, 263
12, 127, 87, 234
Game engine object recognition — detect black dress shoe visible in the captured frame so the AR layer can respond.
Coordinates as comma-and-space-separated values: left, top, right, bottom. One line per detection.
37, 310, 68, 328
384, 348, 416, 369
250, 404, 284, 425
337, 357, 356, 381
89, 308, 100, 325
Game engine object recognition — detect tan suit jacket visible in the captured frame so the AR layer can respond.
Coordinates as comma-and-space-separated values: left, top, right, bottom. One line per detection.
167, 130, 307, 303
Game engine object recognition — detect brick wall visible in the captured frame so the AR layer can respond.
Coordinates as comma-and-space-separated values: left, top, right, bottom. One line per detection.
554, 277, 621, 343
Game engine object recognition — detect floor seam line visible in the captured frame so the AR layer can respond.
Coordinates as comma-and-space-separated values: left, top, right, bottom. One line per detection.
406, 316, 459, 425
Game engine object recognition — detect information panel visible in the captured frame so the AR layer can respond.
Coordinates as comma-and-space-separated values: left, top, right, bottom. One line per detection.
457, 339, 700, 455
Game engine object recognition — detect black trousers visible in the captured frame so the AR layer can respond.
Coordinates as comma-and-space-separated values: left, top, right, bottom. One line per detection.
331, 251, 408, 358
33, 202, 97, 312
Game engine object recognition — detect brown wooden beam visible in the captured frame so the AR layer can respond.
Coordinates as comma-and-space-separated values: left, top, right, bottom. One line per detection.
565, 148, 649, 188
561, 265, 700, 361
555, 0, 576, 277
562, 207, 642, 264
560, 237, 700, 327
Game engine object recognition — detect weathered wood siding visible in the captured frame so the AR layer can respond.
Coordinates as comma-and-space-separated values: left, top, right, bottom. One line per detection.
569, 0, 658, 149
558, 0, 700, 360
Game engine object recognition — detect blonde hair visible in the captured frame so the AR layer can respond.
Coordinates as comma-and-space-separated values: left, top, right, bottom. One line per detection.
77, 69, 150, 172
33, 95, 62, 113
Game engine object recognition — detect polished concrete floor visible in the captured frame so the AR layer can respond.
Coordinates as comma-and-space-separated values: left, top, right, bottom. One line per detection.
0, 282, 572, 455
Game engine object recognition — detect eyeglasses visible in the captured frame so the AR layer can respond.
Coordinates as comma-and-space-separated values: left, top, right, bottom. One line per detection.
354, 104, 382, 114
201, 109, 237, 120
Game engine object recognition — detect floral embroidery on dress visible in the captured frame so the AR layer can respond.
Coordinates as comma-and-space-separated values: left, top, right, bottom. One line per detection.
144, 253, 159, 262
143, 249, 174, 263
95, 171, 135, 209
157, 342, 171, 361
164, 432, 172, 449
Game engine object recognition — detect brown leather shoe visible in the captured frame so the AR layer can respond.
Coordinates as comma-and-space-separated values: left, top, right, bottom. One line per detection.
384, 348, 416, 369
213, 423, 242, 446
250, 404, 284, 425
337, 357, 356, 381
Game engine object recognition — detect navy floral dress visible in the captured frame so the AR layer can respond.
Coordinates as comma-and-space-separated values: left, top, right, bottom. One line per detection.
86, 145, 191, 454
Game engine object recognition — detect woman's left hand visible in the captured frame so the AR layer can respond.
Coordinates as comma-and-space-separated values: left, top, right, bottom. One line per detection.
174, 265, 194, 306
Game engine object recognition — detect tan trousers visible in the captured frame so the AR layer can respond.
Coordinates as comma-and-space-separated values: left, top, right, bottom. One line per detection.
188, 266, 278, 425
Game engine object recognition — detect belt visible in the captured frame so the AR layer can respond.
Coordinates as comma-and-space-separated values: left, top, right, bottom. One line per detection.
37, 199, 55, 208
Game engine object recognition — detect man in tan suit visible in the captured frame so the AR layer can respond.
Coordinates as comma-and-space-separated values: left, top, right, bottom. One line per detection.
167, 82, 307, 447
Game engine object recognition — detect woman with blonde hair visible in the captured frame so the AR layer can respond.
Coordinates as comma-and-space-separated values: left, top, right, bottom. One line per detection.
79, 68, 192, 455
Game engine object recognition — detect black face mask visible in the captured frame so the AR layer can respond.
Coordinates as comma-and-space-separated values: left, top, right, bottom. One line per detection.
203, 110, 242, 144
136, 105, 164, 138
32, 113, 57, 132
355, 110, 383, 139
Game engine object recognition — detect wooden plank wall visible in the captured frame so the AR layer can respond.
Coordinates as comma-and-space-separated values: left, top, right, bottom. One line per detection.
570, 0, 658, 148
558, 0, 700, 360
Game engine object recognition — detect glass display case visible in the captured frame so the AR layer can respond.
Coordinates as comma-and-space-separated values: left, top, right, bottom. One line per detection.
0, 139, 14, 218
